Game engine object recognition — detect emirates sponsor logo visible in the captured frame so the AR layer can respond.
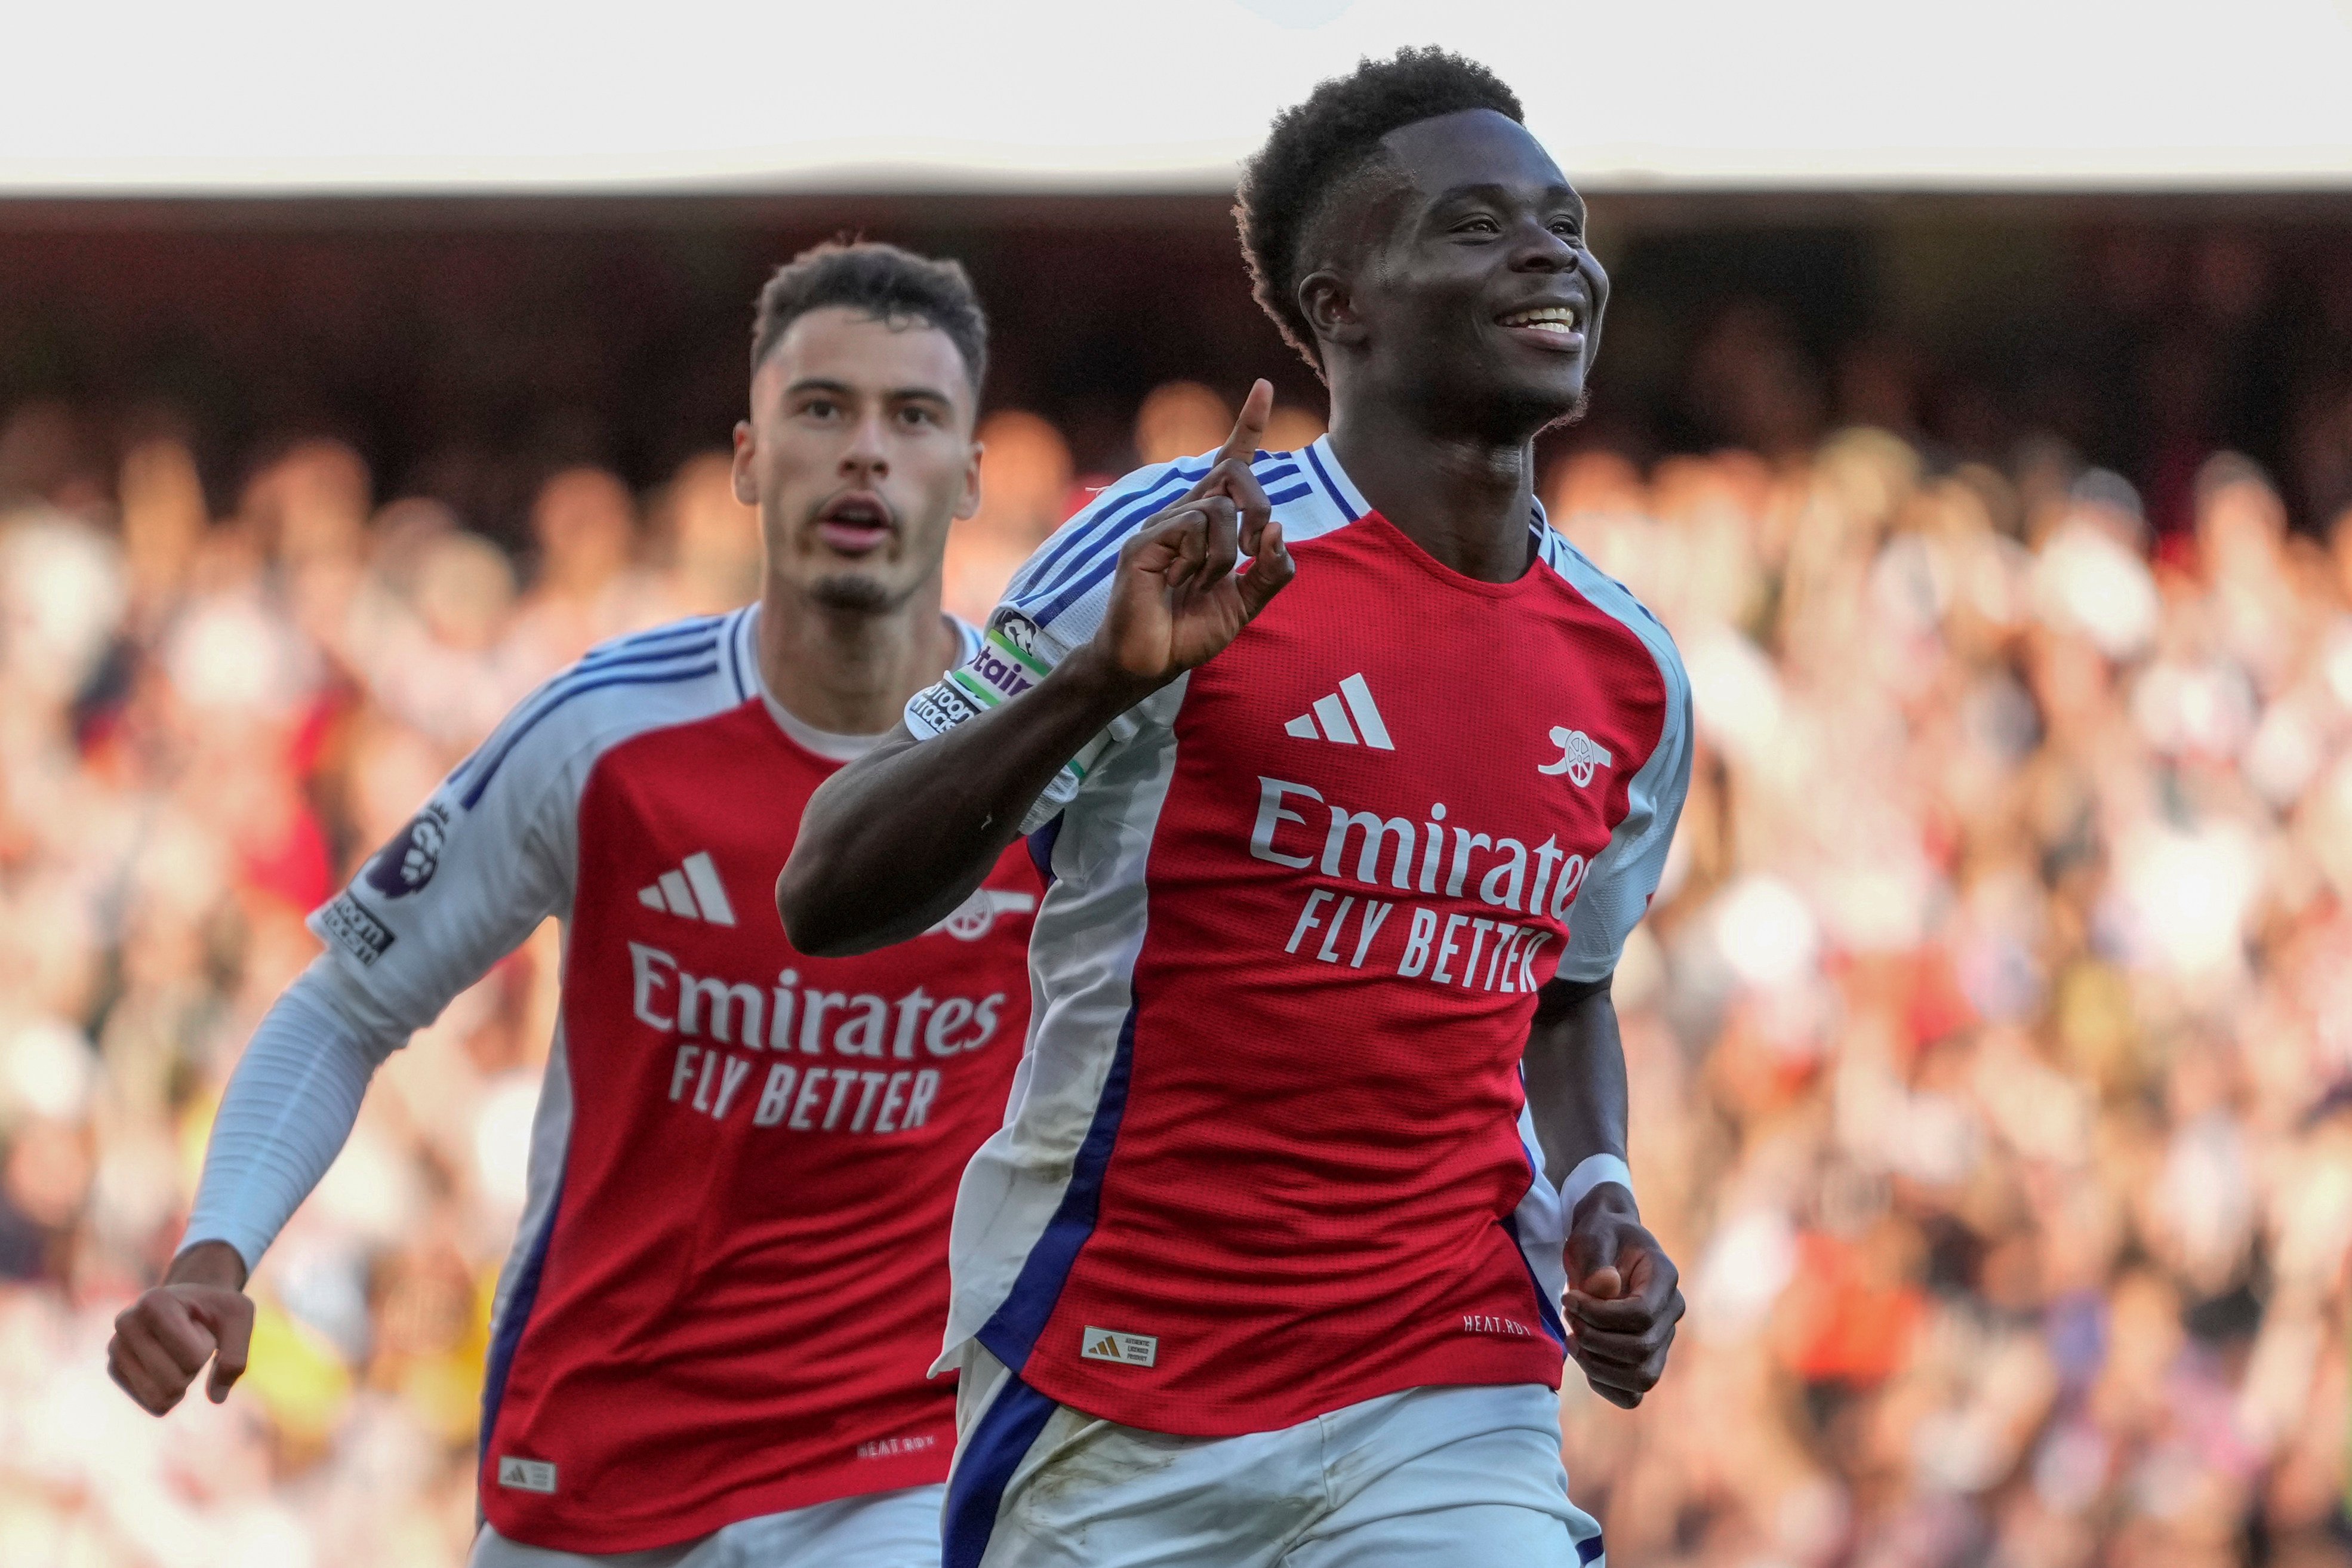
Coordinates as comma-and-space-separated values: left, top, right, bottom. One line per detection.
1247, 777, 1596, 994
628, 942, 1008, 1136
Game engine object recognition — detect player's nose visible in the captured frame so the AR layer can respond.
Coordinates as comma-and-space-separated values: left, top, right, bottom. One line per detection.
840, 412, 892, 478
1506, 217, 1579, 272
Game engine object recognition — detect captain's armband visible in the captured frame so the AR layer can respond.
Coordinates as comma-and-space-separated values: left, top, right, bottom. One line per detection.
903, 608, 1118, 836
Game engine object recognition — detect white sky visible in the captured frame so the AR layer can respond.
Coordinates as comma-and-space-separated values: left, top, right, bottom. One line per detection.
7, 0, 2352, 193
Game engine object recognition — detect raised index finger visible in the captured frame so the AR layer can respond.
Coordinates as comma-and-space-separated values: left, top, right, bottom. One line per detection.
1179, 379, 1273, 506
1214, 379, 1273, 469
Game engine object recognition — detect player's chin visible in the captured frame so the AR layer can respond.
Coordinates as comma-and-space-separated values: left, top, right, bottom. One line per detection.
1495, 375, 1589, 436
806, 568, 901, 614
1481, 353, 1586, 413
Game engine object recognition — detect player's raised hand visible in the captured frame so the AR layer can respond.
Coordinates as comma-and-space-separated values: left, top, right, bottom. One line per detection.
107, 1241, 254, 1415
1562, 1190, 1683, 1409
1093, 379, 1295, 689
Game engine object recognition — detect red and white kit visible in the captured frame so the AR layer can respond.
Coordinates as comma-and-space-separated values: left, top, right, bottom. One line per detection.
903, 436, 1690, 1562
310, 606, 1042, 1554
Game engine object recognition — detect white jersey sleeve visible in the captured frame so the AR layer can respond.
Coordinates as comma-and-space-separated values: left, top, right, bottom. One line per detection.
309, 719, 577, 1033
1538, 529, 1695, 984
310, 614, 743, 1030
178, 960, 395, 1271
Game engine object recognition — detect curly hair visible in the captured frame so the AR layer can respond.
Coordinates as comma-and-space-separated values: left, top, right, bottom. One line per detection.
1236, 48, 1523, 374
750, 239, 987, 393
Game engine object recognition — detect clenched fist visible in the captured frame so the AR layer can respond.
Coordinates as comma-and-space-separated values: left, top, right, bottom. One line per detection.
1563, 1185, 1683, 1409
107, 1240, 254, 1415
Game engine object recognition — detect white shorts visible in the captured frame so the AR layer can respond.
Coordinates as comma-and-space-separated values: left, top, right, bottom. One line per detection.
941, 1345, 1604, 1567
469, 1484, 946, 1568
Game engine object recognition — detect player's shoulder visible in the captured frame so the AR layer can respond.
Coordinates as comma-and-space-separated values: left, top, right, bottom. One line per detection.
947, 614, 984, 663
448, 607, 759, 814
1003, 438, 1358, 633
1531, 516, 1690, 711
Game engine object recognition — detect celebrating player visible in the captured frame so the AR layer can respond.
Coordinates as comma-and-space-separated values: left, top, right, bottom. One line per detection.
780, 51, 1689, 1567
106, 241, 1043, 1568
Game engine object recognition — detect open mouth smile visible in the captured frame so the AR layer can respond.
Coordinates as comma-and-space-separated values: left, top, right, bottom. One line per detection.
1497, 303, 1587, 352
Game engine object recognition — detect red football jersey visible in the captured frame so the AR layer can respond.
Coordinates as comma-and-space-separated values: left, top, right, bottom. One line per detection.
310, 608, 1039, 1551
904, 437, 1691, 1437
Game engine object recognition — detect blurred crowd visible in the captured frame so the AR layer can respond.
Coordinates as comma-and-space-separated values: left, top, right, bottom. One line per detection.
0, 368, 2349, 1568
1553, 436, 2352, 1568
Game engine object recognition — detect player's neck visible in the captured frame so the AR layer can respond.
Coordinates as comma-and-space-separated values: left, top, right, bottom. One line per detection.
1325, 403, 1537, 584
755, 577, 959, 736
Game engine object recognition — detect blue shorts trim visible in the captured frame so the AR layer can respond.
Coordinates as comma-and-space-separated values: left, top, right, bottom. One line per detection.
943, 1369, 1060, 1568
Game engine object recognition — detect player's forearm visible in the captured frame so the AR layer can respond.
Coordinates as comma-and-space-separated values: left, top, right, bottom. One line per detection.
1522, 976, 1631, 1205
780, 644, 1156, 956
181, 965, 399, 1273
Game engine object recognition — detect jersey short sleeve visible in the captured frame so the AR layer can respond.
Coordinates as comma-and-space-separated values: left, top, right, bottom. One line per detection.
312, 614, 753, 1030
904, 457, 1214, 834
309, 707, 581, 1036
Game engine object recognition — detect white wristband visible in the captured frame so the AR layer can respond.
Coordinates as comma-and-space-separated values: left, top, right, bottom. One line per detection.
1560, 1153, 1634, 1219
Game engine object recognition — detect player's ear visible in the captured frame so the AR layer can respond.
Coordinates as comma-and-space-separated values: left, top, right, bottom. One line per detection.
731, 421, 758, 506
955, 438, 984, 523
1298, 270, 1365, 355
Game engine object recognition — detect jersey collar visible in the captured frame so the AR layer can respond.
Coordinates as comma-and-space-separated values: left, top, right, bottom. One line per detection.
738, 603, 889, 764
1301, 435, 1368, 523
1303, 432, 1554, 540
740, 602, 981, 765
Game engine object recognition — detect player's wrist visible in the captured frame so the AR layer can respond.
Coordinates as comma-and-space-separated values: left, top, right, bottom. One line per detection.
165, 1239, 250, 1292
1056, 637, 1167, 719
1562, 1153, 1637, 1226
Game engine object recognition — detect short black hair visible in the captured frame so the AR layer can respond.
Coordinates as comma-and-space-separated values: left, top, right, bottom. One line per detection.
1236, 48, 1523, 373
750, 239, 988, 393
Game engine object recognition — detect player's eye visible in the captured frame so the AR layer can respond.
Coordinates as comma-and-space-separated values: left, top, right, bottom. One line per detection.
1550, 219, 1584, 242
799, 398, 840, 420
899, 405, 939, 427
1454, 215, 1501, 236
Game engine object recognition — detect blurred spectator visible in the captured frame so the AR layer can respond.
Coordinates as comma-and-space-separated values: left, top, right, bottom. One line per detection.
649, 453, 762, 618
4, 364, 2352, 1568
1544, 423, 2352, 1568
1134, 379, 1232, 464
1685, 302, 1827, 459
944, 410, 1073, 625
505, 467, 661, 672
1263, 403, 1326, 454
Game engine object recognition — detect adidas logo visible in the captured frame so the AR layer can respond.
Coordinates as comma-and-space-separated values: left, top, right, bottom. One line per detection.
638, 851, 737, 926
1283, 673, 1393, 750
1079, 1326, 1158, 1367
495, 1456, 558, 1493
